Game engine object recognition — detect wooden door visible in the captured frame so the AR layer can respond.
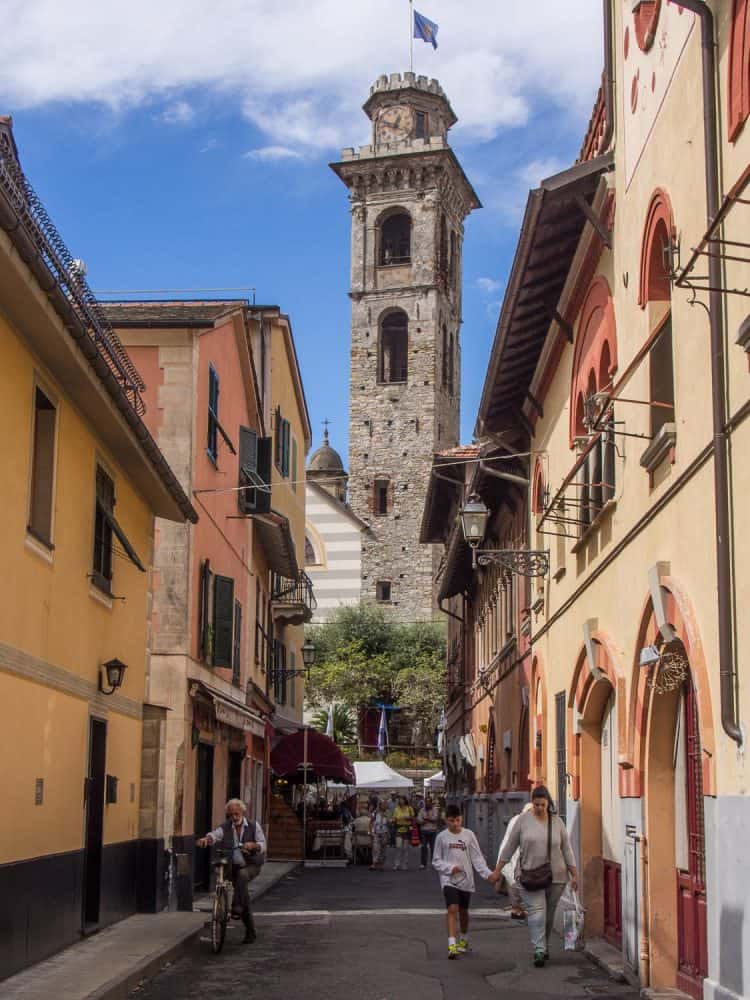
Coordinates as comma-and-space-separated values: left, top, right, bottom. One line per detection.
601, 695, 623, 948
83, 718, 107, 927
193, 742, 214, 890
676, 676, 708, 999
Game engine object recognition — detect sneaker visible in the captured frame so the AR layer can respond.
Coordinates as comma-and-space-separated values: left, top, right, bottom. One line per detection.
533, 948, 546, 967
456, 938, 470, 953
419, 864, 426, 869
448, 944, 461, 960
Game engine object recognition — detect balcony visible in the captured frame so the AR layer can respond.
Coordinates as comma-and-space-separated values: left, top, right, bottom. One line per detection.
271, 571, 317, 627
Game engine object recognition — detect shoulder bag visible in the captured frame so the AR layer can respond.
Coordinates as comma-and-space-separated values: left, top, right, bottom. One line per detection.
519, 813, 553, 891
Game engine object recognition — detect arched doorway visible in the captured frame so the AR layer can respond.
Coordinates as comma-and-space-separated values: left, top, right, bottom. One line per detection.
568, 636, 625, 945
632, 581, 715, 998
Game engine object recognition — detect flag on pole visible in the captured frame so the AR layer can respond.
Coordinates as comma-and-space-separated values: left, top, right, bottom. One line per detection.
325, 704, 334, 740
413, 9, 439, 50
436, 708, 446, 754
377, 707, 389, 755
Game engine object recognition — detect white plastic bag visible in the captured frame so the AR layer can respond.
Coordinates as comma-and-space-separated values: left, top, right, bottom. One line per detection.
561, 888, 585, 950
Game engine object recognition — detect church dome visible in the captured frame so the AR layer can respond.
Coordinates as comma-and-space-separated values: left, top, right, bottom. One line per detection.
307, 430, 345, 474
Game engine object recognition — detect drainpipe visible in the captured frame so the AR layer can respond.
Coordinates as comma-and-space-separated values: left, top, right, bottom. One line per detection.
600, 0, 615, 154
675, 1, 742, 747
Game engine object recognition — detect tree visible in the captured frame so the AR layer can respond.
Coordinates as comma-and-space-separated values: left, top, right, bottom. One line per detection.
305, 604, 446, 748
310, 704, 357, 745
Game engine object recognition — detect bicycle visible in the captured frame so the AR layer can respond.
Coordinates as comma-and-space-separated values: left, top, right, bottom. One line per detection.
209, 850, 235, 953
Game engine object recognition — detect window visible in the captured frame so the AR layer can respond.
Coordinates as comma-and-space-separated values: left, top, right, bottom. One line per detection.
441, 324, 448, 389
373, 478, 390, 516
213, 575, 235, 668
254, 579, 261, 664
649, 316, 675, 440
28, 386, 57, 546
449, 231, 457, 288
448, 331, 455, 397
91, 467, 145, 595
232, 599, 242, 686
274, 407, 291, 476
378, 310, 408, 383
415, 111, 427, 139
305, 535, 318, 565
379, 212, 411, 265
555, 691, 567, 823
92, 466, 115, 592
292, 436, 298, 493
207, 365, 219, 461
200, 559, 213, 661
274, 640, 287, 705
289, 651, 296, 708
238, 426, 272, 514
729, 0, 750, 140
439, 215, 448, 277
376, 581, 391, 603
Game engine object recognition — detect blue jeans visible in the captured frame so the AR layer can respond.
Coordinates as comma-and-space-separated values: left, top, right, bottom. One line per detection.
518, 882, 566, 952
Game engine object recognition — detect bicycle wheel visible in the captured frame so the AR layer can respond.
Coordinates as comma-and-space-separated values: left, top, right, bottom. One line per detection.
210, 885, 228, 953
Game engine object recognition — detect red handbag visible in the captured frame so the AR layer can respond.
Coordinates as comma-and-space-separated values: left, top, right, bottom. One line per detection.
410, 820, 420, 847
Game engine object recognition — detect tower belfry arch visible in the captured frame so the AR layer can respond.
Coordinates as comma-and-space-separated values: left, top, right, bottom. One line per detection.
331, 72, 480, 620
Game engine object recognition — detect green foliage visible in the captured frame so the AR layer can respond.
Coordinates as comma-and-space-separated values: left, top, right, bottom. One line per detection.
310, 704, 357, 745
305, 603, 446, 742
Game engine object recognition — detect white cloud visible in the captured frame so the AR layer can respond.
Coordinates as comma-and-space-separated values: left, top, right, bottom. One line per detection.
244, 145, 304, 162
159, 99, 193, 124
0, 1, 603, 154
476, 277, 501, 294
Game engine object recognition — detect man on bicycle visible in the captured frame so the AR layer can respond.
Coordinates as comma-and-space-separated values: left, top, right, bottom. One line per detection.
197, 798, 266, 943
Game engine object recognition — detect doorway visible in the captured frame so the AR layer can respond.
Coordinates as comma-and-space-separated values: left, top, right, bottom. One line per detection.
194, 742, 214, 890
83, 717, 107, 928
227, 750, 243, 802
601, 694, 623, 948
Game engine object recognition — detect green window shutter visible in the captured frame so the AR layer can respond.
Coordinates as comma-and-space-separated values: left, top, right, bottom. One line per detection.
213, 575, 235, 667
291, 437, 298, 492
207, 366, 219, 460
255, 437, 272, 514
199, 559, 213, 661
232, 599, 242, 686
274, 407, 282, 469
282, 420, 291, 477
238, 425, 258, 514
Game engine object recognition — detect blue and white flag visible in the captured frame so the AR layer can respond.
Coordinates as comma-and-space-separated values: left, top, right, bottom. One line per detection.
414, 9, 439, 50
377, 707, 389, 755
325, 704, 334, 740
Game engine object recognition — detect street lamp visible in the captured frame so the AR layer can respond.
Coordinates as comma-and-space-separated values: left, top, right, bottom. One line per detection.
458, 495, 550, 578
99, 658, 128, 695
301, 639, 316, 670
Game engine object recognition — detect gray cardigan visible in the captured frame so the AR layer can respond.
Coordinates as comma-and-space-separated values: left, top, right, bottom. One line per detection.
498, 811, 576, 884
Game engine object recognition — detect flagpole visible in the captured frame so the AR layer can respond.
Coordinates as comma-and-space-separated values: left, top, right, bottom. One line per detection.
409, 0, 414, 72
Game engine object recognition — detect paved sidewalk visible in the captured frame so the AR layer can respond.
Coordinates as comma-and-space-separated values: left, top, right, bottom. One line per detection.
1, 861, 299, 1000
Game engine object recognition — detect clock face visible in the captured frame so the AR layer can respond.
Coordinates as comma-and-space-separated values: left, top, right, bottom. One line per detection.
376, 105, 414, 143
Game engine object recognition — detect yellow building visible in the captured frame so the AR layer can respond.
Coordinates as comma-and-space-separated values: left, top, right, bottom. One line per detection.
459, 5, 750, 999
0, 118, 195, 979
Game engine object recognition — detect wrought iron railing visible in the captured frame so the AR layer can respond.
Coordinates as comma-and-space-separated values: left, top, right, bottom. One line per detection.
271, 570, 317, 613
0, 132, 146, 414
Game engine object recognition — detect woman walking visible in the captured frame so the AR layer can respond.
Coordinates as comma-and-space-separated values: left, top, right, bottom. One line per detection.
491, 786, 578, 966
392, 795, 415, 870
417, 796, 440, 868
370, 801, 390, 870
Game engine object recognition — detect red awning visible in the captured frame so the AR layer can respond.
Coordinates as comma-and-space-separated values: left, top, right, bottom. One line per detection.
270, 728, 355, 784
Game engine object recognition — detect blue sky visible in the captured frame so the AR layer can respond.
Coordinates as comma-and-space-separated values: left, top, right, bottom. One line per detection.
3, 1, 603, 462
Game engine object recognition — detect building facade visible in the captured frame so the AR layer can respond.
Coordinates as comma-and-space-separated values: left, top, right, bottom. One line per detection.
108, 301, 312, 903
304, 429, 367, 623
429, 4, 750, 999
332, 72, 480, 622
0, 120, 195, 979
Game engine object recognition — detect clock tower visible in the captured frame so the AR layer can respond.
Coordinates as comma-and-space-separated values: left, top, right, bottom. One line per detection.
331, 72, 480, 621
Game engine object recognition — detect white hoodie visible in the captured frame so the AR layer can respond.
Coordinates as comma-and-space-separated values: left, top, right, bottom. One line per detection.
432, 826, 492, 893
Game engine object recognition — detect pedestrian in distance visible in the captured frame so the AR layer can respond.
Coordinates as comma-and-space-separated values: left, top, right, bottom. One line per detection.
392, 795, 415, 870
433, 803, 495, 960
417, 796, 440, 868
370, 800, 390, 870
196, 798, 266, 944
491, 785, 578, 967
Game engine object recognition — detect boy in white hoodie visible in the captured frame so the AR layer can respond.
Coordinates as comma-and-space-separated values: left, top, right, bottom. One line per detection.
432, 803, 498, 959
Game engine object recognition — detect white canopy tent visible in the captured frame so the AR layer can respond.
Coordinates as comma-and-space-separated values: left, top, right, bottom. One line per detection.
328, 760, 414, 792
425, 770, 445, 789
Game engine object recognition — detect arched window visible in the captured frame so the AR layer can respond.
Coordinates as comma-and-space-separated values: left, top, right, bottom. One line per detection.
378, 310, 408, 383
304, 535, 317, 565
640, 190, 676, 465
532, 460, 546, 515
570, 277, 618, 530
729, 0, 750, 141
448, 331, 455, 396
379, 211, 411, 265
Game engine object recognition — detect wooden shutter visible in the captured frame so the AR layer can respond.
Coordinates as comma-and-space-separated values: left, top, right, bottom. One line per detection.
238, 425, 258, 514
274, 406, 282, 468
255, 437, 272, 514
199, 559, 213, 661
555, 691, 567, 822
282, 419, 291, 477
213, 575, 235, 667
232, 599, 242, 686
207, 366, 219, 459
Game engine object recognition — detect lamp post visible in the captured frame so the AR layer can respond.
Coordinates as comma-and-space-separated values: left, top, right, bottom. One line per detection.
99, 658, 128, 695
301, 639, 316, 671
458, 494, 550, 578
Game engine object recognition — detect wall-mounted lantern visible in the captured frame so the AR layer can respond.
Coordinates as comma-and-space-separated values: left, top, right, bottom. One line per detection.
99, 658, 128, 696
459, 494, 550, 578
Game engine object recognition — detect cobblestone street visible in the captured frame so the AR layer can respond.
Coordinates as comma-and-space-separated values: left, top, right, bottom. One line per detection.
132, 860, 640, 1000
